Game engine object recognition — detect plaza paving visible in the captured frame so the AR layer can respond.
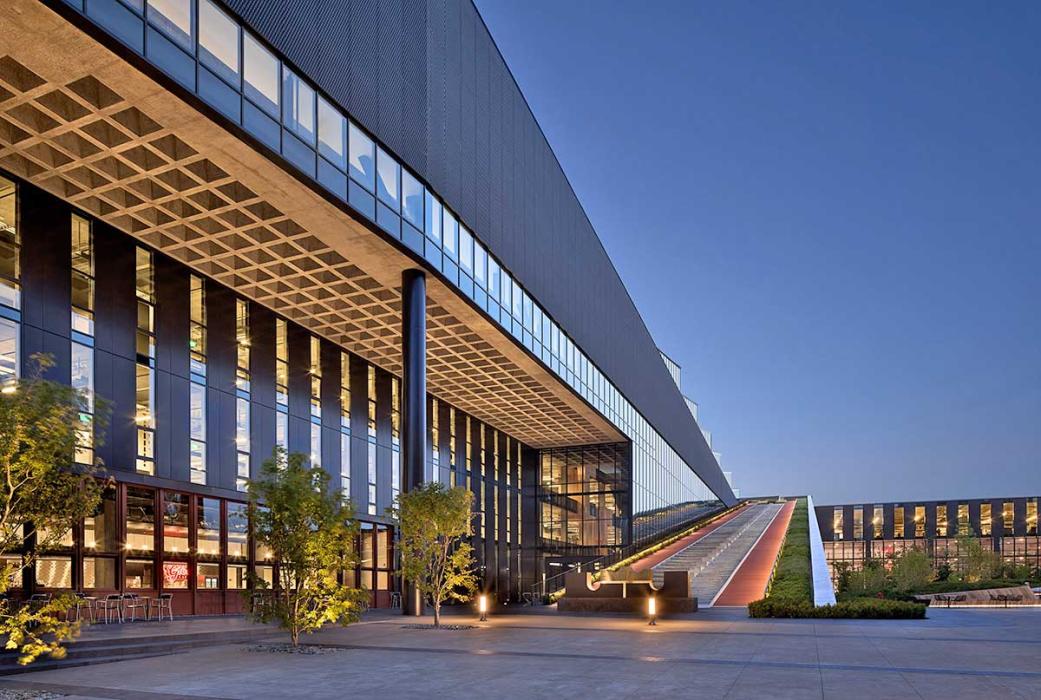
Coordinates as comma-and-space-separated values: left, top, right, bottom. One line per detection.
2, 607, 1041, 699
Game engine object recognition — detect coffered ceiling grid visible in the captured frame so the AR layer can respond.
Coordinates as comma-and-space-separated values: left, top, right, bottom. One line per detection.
0, 53, 614, 446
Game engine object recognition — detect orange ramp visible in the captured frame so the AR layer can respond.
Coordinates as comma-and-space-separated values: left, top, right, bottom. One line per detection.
712, 499, 795, 606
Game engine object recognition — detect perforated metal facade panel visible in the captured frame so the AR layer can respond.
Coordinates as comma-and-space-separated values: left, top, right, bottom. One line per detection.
220, 0, 734, 504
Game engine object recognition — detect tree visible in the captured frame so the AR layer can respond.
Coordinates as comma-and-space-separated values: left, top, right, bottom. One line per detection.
955, 531, 1002, 582
392, 482, 478, 628
844, 559, 887, 597
889, 548, 934, 593
0, 354, 108, 664
246, 448, 367, 646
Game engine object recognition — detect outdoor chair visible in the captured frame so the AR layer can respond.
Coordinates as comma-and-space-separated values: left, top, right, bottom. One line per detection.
154, 592, 174, 621
123, 593, 148, 622
70, 592, 95, 623
99, 594, 124, 623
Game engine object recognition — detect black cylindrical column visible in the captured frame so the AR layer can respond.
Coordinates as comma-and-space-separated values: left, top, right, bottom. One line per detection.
401, 269, 426, 616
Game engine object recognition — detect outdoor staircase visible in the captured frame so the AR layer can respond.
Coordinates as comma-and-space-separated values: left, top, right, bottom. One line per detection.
651, 503, 782, 606
0, 619, 275, 675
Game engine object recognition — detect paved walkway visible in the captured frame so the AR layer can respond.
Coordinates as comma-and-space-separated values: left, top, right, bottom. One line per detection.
6, 607, 1039, 698
714, 499, 796, 606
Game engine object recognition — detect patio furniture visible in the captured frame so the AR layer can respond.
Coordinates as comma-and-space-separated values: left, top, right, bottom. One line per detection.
70, 592, 96, 622
989, 593, 1022, 609
99, 594, 124, 623
123, 593, 148, 622
389, 591, 401, 609
154, 592, 174, 621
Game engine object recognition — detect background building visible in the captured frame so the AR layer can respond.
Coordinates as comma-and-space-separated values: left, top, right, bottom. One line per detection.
816, 497, 1041, 582
0, 0, 734, 611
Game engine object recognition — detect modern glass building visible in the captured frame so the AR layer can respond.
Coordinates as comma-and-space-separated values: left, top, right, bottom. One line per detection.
0, 0, 735, 612
816, 497, 1041, 583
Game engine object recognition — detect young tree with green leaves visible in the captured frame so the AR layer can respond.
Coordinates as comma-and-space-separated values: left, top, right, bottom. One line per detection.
391, 482, 478, 628
0, 354, 109, 664
889, 548, 934, 592
246, 448, 367, 646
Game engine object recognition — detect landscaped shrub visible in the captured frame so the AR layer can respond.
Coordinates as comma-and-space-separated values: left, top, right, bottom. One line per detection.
749, 597, 926, 620
763, 498, 812, 603
748, 498, 928, 620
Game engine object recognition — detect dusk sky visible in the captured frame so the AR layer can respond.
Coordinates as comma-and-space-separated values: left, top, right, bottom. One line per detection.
475, 0, 1041, 504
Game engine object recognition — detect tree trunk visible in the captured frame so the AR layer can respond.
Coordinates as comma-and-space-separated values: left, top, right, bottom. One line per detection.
433, 597, 440, 629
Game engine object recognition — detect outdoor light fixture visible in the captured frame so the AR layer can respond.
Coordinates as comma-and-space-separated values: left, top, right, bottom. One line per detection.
648, 596, 657, 626
0, 385, 15, 394
479, 594, 488, 622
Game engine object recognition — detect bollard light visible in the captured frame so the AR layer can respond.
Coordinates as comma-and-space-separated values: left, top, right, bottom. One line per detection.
479, 594, 488, 622
648, 596, 657, 626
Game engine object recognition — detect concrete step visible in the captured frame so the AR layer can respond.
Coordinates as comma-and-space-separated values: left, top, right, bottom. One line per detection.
0, 626, 274, 675
651, 503, 783, 605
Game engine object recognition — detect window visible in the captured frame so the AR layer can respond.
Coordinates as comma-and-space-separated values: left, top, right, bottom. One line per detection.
85, 487, 118, 552
458, 227, 473, 275
424, 192, 441, 244
401, 171, 423, 229
936, 504, 948, 537
71, 215, 94, 336
83, 557, 116, 589
126, 487, 155, 552
71, 342, 94, 465
0, 318, 16, 392
981, 503, 992, 536
275, 318, 288, 451
36, 557, 71, 589
391, 377, 400, 500
135, 248, 155, 475
282, 68, 315, 144
197, 498, 221, 557
366, 366, 377, 515
163, 492, 189, 553
894, 506, 904, 538
227, 502, 248, 560
914, 505, 925, 538
190, 382, 206, 485
235, 299, 250, 491
487, 258, 500, 303
376, 148, 399, 210
348, 122, 375, 191
958, 503, 969, 535
317, 96, 346, 169
1028, 499, 1038, 536
125, 559, 154, 589
243, 33, 279, 117
474, 244, 487, 288
308, 336, 322, 467
198, 0, 239, 84
0, 175, 19, 311
853, 507, 864, 540
189, 275, 206, 485
147, 0, 193, 50
340, 352, 351, 493
1003, 501, 1014, 535
832, 507, 843, 540
443, 211, 457, 260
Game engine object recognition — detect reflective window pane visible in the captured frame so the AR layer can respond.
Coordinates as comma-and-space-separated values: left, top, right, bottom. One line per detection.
348, 122, 375, 191
147, 0, 192, 50
458, 226, 473, 274
317, 96, 346, 169
282, 68, 315, 144
198, 0, 239, 84
443, 211, 457, 260
401, 170, 423, 230
243, 34, 279, 117
376, 148, 399, 210
424, 191, 441, 244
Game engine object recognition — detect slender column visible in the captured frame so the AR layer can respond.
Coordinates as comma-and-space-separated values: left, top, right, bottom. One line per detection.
401, 269, 426, 616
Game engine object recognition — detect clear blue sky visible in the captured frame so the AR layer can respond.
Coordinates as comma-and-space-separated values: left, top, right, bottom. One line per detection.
474, 0, 1041, 504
